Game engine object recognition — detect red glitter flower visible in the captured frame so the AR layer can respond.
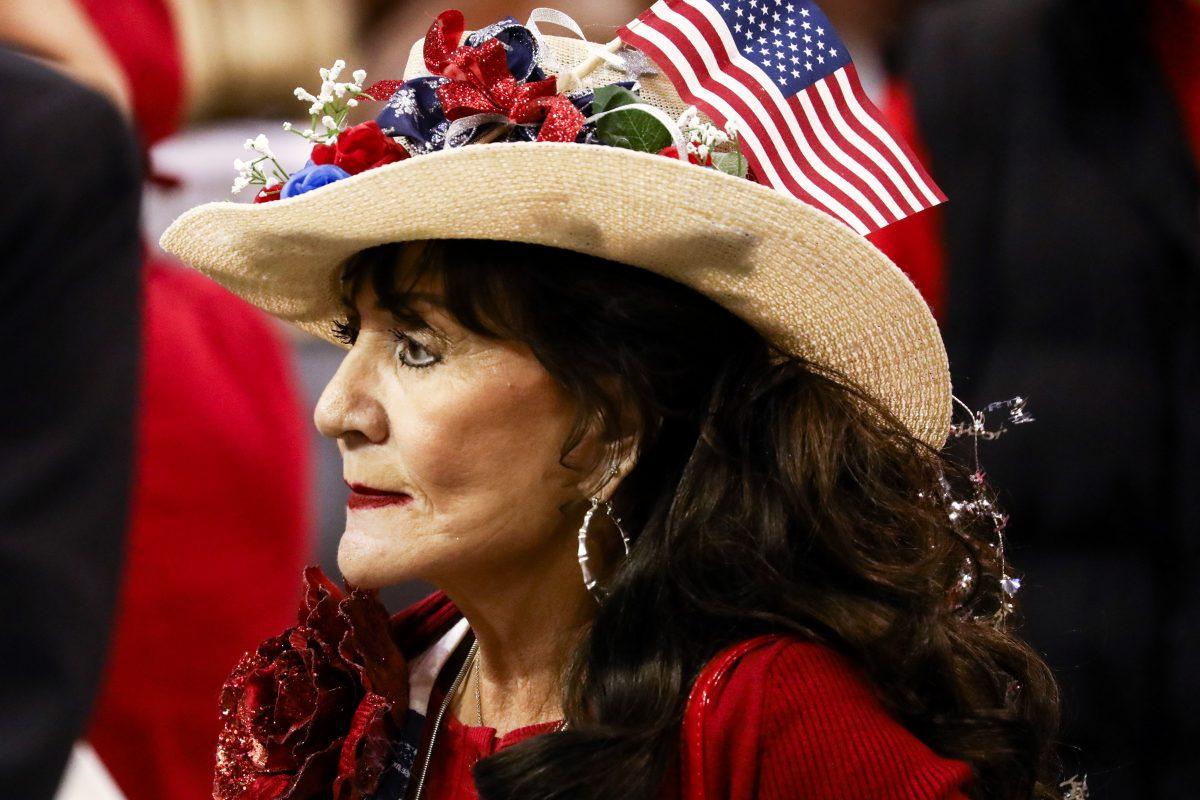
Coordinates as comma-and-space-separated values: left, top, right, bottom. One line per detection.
311, 121, 409, 176
423, 9, 585, 143
214, 567, 409, 800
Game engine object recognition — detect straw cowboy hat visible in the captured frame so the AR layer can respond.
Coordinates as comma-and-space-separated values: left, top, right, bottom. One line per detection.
159, 12, 951, 448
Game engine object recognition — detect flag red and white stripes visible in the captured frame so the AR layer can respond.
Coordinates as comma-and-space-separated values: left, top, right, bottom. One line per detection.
618, 0, 945, 235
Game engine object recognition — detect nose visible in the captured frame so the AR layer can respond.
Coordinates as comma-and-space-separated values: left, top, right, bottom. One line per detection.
314, 346, 389, 445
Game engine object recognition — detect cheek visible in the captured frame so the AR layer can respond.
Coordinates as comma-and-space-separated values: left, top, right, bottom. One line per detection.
397, 359, 579, 512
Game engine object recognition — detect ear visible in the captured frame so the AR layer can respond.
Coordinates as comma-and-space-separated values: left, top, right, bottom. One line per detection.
599, 428, 641, 503
576, 434, 640, 504
574, 377, 643, 502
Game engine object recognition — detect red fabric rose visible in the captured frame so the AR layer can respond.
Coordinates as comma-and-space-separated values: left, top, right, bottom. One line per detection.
214, 567, 409, 800
310, 121, 409, 176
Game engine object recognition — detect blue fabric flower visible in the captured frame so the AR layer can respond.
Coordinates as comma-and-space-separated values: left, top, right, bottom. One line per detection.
281, 162, 351, 199
465, 17, 545, 81
376, 77, 450, 152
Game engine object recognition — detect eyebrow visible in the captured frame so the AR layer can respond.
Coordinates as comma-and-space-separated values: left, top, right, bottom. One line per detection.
384, 293, 453, 341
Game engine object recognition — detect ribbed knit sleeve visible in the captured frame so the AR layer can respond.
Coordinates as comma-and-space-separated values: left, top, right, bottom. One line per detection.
692, 638, 974, 800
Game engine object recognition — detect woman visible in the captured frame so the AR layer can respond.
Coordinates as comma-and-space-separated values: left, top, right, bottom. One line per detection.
161, 9, 1069, 800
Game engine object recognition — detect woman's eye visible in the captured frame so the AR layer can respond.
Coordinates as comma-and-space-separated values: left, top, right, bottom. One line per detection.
392, 332, 439, 369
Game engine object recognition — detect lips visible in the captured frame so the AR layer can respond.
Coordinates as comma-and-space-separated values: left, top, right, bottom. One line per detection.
345, 482, 413, 510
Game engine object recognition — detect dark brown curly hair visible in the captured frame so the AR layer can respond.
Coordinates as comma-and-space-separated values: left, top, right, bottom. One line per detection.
339, 238, 1065, 800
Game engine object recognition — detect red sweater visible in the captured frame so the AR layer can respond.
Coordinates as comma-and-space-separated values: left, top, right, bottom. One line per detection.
404, 598, 973, 800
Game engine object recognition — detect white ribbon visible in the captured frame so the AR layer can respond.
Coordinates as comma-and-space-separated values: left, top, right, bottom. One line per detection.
525, 8, 631, 74
443, 113, 515, 149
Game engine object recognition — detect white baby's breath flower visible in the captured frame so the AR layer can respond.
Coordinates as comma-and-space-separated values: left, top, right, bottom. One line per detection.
319, 67, 330, 80
677, 105, 699, 128
322, 115, 338, 131
329, 59, 346, 80
233, 158, 247, 171
347, 98, 359, 108
724, 120, 739, 138
352, 69, 367, 85
282, 121, 293, 131
231, 175, 251, 194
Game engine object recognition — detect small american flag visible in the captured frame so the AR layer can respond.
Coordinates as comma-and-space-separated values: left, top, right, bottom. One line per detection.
619, 0, 945, 235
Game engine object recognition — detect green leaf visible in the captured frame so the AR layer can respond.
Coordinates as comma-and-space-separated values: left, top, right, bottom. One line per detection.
712, 151, 749, 178
591, 84, 638, 115
591, 85, 675, 155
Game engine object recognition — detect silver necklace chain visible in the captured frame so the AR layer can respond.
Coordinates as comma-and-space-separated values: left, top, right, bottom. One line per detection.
409, 636, 568, 800
410, 638, 478, 800
473, 648, 483, 726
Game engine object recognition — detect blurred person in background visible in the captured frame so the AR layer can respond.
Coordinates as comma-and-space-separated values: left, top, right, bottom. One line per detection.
870, 0, 1200, 795
0, 28, 141, 800
3, 1, 334, 797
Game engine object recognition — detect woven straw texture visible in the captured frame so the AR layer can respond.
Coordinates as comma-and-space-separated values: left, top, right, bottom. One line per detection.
159, 34, 951, 448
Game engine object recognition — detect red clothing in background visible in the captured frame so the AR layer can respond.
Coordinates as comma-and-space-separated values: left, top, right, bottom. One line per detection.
1150, 0, 1200, 167
75, 0, 183, 148
77, 2, 312, 799
865, 82, 947, 319
86, 261, 310, 800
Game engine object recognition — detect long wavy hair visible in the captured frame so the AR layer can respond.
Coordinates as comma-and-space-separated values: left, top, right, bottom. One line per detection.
339, 238, 1064, 800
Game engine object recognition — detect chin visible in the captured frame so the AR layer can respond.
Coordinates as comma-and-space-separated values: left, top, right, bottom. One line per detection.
336, 529, 414, 590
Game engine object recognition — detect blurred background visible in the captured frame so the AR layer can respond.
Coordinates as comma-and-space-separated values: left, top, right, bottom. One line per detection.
1, 0, 1195, 798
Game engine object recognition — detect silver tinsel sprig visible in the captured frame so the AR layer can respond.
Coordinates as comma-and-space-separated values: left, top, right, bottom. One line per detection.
615, 46, 660, 81
945, 396, 1034, 629
949, 396, 1035, 441
1059, 774, 1089, 799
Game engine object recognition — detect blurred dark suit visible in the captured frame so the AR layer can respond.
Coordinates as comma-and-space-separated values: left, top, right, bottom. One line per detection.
898, 0, 1199, 796
0, 47, 141, 798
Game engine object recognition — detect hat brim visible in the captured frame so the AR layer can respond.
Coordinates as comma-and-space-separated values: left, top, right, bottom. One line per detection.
159, 141, 950, 448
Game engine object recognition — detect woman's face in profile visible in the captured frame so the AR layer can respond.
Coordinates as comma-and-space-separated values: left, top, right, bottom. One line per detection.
314, 274, 604, 591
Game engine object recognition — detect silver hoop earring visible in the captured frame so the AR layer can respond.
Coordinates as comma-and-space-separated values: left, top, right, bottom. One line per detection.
576, 491, 633, 605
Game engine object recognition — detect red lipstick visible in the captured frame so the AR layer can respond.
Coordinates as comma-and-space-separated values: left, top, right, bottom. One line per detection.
346, 482, 412, 510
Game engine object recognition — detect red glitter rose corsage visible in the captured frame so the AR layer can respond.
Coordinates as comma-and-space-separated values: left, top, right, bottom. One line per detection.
214, 567, 408, 800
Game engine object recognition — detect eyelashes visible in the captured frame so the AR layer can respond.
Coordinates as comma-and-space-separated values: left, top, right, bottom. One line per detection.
331, 320, 439, 370
331, 319, 357, 345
